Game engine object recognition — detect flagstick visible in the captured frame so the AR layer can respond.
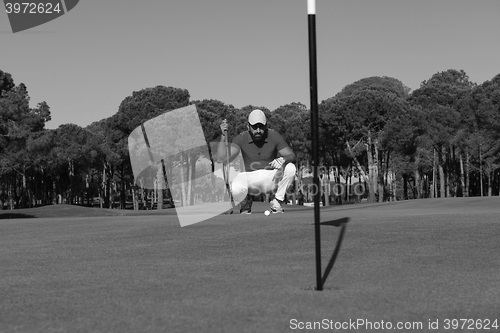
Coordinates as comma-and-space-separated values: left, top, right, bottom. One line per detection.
307, 0, 322, 291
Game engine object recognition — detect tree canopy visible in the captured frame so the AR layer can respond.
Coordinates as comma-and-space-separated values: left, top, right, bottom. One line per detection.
1, 68, 499, 210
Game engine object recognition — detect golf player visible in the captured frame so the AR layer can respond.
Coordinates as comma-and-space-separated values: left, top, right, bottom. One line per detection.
217, 109, 297, 214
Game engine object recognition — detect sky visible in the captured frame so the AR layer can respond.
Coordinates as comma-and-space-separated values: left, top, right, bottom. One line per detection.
1, 0, 500, 129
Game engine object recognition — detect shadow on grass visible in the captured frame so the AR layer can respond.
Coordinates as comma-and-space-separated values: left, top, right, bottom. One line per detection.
320, 217, 349, 288
0, 213, 35, 219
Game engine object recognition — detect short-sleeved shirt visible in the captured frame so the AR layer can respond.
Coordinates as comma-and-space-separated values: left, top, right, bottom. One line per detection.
232, 129, 289, 172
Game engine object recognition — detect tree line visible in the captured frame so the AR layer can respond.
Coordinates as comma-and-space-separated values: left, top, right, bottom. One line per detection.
0, 68, 499, 210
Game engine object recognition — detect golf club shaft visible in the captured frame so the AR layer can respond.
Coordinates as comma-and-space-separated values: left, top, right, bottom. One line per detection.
224, 129, 235, 209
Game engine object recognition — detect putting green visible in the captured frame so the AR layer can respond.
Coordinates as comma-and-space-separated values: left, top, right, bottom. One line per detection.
1, 197, 499, 332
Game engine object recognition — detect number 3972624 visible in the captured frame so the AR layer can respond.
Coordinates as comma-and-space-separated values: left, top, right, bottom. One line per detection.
5, 3, 62, 14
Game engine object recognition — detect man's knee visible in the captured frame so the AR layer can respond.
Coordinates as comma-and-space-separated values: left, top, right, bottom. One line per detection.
231, 176, 248, 199
231, 184, 246, 196
284, 163, 296, 177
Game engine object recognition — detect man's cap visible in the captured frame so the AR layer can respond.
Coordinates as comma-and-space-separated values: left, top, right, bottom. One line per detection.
248, 109, 267, 125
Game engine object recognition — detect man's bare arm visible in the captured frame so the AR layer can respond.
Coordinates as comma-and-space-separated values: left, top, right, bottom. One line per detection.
278, 146, 296, 164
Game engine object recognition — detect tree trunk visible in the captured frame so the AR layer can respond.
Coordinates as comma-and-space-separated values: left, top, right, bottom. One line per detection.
9, 183, 13, 209
403, 174, 408, 200
101, 163, 106, 208
385, 151, 393, 201
438, 147, 445, 198
465, 151, 470, 196
210, 157, 216, 202
190, 153, 197, 205
132, 186, 138, 210
335, 169, 342, 205
438, 163, 445, 198
157, 165, 164, 210
179, 153, 187, 206
139, 179, 146, 209
346, 140, 373, 202
449, 146, 455, 197
487, 171, 492, 196
414, 168, 420, 200
21, 172, 27, 208
161, 159, 174, 205
430, 149, 436, 198
392, 172, 397, 201
186, 154, 192, 206
459, 149, 466, 197
69, 159, 74, 205
120, 165, 126, 209
324, 167, 329, 207
53, 180, 57, 205
414, 154, 421, 199
446, 147, 451, 198
376, 147, 384, 203
479, 144, 484, 197
106, 167, 112, 208
346, 166, 351, 203
367, 137, 377, 203
120, 180, 126, 209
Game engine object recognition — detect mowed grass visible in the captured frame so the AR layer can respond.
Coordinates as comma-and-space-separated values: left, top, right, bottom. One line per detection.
1, 197, 499, 333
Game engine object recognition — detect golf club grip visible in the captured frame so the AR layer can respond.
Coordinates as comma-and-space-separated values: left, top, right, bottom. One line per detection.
224, 129, 230, 168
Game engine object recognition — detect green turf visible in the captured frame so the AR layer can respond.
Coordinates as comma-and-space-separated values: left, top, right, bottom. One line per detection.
0, 204, 177, 220
1, 198, 499, 332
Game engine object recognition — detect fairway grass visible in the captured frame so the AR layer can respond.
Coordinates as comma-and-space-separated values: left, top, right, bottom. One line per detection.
1, 197, 499, 332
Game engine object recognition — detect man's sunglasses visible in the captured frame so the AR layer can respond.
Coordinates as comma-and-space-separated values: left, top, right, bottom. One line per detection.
249, 123, 266, 130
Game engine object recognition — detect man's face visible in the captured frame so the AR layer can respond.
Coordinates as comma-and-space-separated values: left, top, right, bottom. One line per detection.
248, 122, 267, 142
